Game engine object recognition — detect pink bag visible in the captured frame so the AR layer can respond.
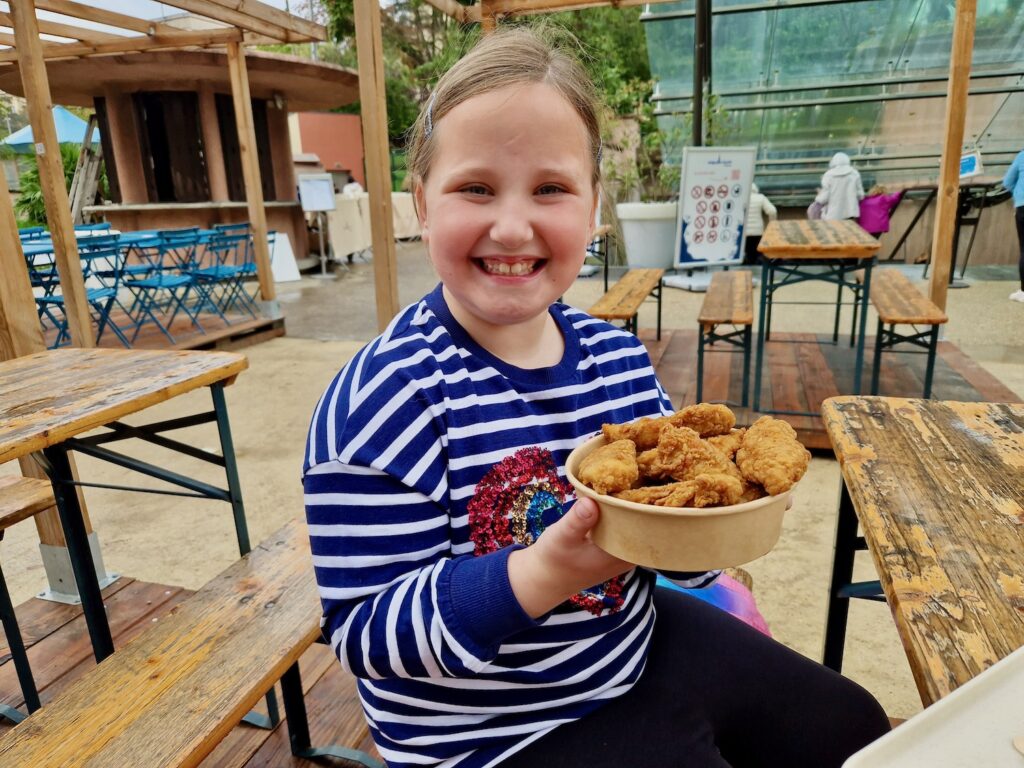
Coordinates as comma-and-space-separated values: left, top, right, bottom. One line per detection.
807, 201, 823, 220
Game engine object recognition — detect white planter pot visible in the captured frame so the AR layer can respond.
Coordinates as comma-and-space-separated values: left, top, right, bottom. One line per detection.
616, 201, 678, 269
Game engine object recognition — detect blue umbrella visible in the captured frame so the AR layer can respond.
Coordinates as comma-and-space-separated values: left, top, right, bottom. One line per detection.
2, 106, 100, 154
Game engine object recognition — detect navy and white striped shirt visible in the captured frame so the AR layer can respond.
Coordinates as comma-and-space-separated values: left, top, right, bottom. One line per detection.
303, 285, 715, 767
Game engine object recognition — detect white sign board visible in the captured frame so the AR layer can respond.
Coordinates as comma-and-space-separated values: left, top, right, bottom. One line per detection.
675, 146, 757, 266
298, 173, 336, 213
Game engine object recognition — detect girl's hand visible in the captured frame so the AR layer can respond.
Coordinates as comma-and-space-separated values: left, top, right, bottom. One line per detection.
507, 497, 633, 618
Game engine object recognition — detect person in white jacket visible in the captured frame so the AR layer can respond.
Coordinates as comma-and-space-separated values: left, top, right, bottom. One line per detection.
815, 152, 865, 220
743, 182, 778, 264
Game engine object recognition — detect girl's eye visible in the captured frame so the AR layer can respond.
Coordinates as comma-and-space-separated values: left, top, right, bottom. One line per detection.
537, 184, 566, 196
460, 184, 490, 196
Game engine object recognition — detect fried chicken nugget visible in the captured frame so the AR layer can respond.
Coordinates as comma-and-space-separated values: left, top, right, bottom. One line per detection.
735, 416, 811, 496
577, 439, 639, 496
668, 403, 736, 438
706, 428, 746, 459
601, 404, 737, 450
615, 473, 742, 507
644, 425, 743, 483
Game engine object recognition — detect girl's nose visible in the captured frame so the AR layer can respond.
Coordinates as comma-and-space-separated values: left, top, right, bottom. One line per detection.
489, 200, 533, 250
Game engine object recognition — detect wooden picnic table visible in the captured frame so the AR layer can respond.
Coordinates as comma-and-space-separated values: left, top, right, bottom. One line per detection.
821, 396, 1024, 706
754, 220, 880, 415
0, 348, 249, 662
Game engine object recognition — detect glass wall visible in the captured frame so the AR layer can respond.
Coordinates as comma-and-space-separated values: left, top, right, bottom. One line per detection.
644, 0, 1024, 201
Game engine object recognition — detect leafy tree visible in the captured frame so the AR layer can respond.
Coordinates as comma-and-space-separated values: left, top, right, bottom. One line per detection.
15, 144, 106, 227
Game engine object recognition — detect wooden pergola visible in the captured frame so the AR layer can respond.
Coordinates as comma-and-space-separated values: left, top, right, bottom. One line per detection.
405, 0, 978, 313
0, 0, 365, 598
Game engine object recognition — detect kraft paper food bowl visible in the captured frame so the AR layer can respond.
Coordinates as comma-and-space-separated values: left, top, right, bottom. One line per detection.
565, 434, 791, 571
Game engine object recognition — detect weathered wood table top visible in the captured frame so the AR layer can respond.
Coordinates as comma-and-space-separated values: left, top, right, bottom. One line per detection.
0, 348, 248, 465
822, 396, 1024, 705
758, 219, 880, 260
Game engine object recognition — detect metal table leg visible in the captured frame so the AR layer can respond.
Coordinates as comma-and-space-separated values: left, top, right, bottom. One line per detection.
39, 445, 115, 662
852, 261, 873, 394
211, 383, 251, 557
823, 482, 859, 672
753, 260, 770, 412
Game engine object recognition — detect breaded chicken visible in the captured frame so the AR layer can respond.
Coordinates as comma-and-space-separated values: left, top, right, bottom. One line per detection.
668, 403, 736, 438
706, 428, 747, 459
735, 416, 811, 496
601, 404, 737, 450
615, 473, 743, 507
645, 425, 743, 483
577, 439, 638, 495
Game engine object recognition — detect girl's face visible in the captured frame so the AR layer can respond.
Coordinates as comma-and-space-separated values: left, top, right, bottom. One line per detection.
415, 82, 598, 339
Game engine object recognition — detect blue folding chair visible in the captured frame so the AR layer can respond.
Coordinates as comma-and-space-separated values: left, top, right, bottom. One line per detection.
34, 245, 132, 348
75, 222, 112, 232
18, 226, 47, 241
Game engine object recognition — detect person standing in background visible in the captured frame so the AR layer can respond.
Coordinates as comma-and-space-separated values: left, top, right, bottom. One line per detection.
815, 152, 865, 220
743, 182, 778, 265
1003, 148, 1024, 302
857, 186, 904, 239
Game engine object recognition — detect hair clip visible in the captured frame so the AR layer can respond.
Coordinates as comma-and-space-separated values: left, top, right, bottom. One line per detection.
424, 91, 438, 139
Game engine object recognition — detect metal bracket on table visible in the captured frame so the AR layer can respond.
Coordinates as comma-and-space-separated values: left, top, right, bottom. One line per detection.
37, 532, 119, 604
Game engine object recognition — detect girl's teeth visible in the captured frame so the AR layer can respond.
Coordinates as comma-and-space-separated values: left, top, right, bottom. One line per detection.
484, 260, 536, 275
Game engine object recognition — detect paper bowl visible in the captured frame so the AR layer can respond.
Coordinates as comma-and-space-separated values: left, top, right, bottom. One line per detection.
565, 434, 791, 570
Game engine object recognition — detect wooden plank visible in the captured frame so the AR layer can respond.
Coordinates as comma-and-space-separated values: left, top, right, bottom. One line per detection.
0, 187, 45, 359
0, 28, 247, 64
0, 348, 248, 465
34, 0, 178, 35
8, 0, 90, 347
421, 0, 472, 22
0, 520, 322, 767
793, 332, 838, 419
928, 0, 977, 311
148, 0, 321, 43
758, 219, 879, 260
354, 0, 400, 331
588, 269, 664, 320
226, 42, 275, 302
698, 270, 752, 326
822, 398, 1024, 705
0, 10, 124, 44
935, 342, 1022, 402
0, 476, 53, 529
0, 580, 187, 710
871, 269, 948, 324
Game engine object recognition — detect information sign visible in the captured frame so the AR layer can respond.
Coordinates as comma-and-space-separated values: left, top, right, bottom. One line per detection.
298, 173, 336, 213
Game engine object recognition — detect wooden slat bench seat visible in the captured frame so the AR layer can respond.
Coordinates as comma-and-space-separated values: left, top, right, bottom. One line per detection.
696, 271, 753, 406
0, 518, 382, 768
868, 268, 949, 398
0, 475, 57, 723
588, 268, 664, 340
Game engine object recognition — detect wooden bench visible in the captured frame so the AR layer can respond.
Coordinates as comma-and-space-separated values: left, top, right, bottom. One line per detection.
588, 268, 664, 340
697, 271, 753, 406
867, 269, 948, 398
0, 475, 56, 723
0, 518, 383, 767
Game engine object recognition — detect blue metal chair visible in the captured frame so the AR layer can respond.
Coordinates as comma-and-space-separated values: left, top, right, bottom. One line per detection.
122, 229, 206, 343
191, 233, 261, 319
34, 245, 132, 348
75, 222, 111, 232
18, 226, 47, 241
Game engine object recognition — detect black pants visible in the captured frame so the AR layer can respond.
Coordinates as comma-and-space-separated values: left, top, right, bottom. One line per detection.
500, 589, 890, 768
743, 235, 762, 266
1016, 205, 1024, 289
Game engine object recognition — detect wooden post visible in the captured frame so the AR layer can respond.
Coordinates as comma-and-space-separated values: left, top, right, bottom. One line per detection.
928, 0, 977, 310
9, 0, 92, 347
481, 0, 497, 32
198, 85, 229, 202
226, 41, 276, 302
353, 0, 400, 330
0, 186, 90, 550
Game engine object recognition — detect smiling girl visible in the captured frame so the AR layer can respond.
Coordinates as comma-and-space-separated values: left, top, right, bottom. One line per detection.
303, 28, 889, 768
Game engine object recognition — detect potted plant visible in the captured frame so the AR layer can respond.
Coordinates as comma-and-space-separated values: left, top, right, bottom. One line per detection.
603, 105, 683, 270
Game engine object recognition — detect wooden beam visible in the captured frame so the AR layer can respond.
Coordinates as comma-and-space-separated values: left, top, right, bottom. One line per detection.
353, 0, 400, 330
34, 0, 179, 35
0, 27, 249, 63
9, 0, 91, 348
0, 189, 45, 359
928, 0, 977, 310
421, 0, 471, 22
467, 0, 668, 17
481, 0, 497, 31
0, 10, 124, 44
155, 0, 323, 42
226, 41, 275, 302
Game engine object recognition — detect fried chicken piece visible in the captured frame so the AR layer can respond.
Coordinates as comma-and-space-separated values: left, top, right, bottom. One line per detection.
669, 403, 736, 438
601, 404, 737, 450
615, 473, 742, 507
577, 439, 639, 495
602, 417, 666, 451
737, 479, 767, 504
706, 428, 747, 460
735, 416, 811, 496
643, 425, 743, 483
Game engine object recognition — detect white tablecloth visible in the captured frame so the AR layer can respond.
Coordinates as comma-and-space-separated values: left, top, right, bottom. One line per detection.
327, 192, 420, 260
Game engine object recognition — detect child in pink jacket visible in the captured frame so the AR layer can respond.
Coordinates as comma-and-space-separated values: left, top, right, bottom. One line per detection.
857, 186, 904, 237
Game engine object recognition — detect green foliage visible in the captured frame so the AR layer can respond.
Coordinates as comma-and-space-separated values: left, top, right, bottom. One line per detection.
14, 144, 107, 227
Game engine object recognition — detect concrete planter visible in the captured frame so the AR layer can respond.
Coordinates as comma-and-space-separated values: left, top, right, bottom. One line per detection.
616, 201, 678, 269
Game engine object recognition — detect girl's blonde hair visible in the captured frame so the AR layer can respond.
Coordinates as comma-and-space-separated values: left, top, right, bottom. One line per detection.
406, 27, 603, 186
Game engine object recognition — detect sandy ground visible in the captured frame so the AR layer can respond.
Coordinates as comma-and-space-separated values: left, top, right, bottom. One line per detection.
2, 242, 1022, 723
